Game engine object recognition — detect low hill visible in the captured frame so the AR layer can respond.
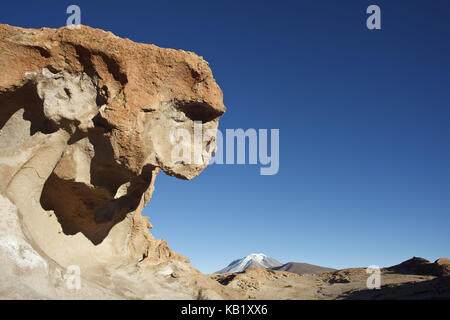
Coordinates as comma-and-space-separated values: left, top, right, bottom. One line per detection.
271, 262, 336, 275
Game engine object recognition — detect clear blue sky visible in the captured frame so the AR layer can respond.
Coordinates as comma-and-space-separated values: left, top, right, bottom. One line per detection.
2, 0, 449, 273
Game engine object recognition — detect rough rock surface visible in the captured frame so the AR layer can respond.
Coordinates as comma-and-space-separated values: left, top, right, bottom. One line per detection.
0, 24, 229, 299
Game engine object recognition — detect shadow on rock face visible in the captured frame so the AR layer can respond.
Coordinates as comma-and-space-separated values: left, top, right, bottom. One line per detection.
40, 163, 155, 245
0, 81, 57, 135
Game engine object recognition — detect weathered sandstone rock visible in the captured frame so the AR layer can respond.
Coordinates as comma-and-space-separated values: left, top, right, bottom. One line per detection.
0, 24, 227, 299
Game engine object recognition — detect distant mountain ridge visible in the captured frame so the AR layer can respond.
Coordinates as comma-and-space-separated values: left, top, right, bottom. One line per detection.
215, 253, 282, 274
271, 262, 336, 275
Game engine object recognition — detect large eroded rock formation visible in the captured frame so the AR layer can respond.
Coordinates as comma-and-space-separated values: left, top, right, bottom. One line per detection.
0, 24, 229, 299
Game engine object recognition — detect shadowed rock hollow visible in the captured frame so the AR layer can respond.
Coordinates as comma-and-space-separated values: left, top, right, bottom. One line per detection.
0, 24, 230, 299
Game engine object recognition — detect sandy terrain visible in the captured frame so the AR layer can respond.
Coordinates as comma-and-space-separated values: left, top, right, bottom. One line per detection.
211, 257, 450, 300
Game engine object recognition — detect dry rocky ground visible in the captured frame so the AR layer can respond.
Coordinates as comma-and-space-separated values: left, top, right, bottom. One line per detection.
212, 257, 450, 299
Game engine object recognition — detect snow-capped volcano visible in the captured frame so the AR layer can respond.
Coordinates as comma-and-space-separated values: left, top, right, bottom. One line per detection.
215, 253, 282, 274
